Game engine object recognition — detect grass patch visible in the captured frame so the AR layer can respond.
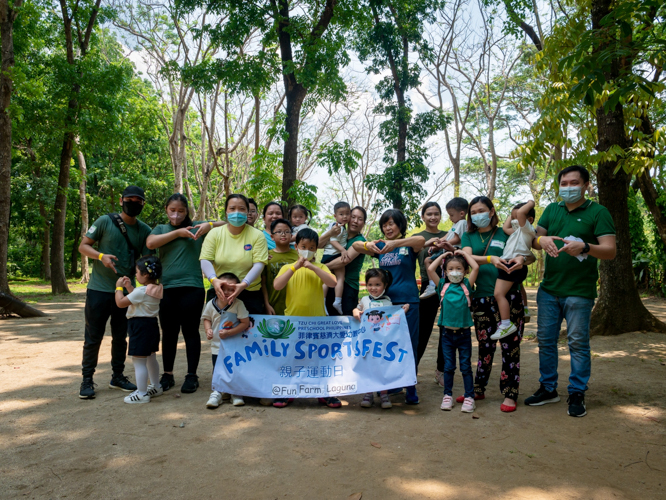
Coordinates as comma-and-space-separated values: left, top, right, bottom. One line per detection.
8, 278, 87, 303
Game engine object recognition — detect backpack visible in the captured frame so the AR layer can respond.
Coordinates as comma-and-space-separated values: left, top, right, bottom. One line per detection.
440, 281, 471, 308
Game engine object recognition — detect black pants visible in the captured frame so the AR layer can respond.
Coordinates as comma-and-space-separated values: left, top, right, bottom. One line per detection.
416, 285, 445, 372
82, 289, 129, 378
205, 287, 265, 314
325, 283, 359, 316
159, 287, 205, 375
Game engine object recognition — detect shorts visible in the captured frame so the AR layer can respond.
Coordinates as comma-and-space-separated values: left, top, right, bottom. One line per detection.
321, 254, 339, 264
127, 317, 160, 356
496, 263, 528, 284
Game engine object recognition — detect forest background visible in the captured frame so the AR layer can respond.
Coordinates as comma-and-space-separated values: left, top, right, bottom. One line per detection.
0, 0, 664, 336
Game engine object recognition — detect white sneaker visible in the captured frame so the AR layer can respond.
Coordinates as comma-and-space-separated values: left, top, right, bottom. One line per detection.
124, 390, 150, 404
361, 393, 373, 408
332, 301, 343, 315
461, 397, 476, 413
146, 384, 163, 398
440, 395, 454, 411
380, 394, 392, 409
419, 284, 437, 300
206, 390, 223, 409
231, 395, 245, 406
490, 322, 518, 340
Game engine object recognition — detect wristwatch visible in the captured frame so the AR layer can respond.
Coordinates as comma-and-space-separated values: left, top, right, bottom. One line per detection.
582, 242, 590, 254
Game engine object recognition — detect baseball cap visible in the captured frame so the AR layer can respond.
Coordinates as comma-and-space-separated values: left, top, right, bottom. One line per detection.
122, 185, 145, 200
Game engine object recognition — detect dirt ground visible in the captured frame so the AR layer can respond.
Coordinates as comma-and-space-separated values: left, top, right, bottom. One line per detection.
1, 290, 665, 500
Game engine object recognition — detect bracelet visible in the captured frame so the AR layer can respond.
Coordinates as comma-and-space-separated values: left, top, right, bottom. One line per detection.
290, 266, 296, 273
115, 287, 123, 291
537, 236, 542, 245
363, 242, 368, 251
209, 221, 214, 227
486, 255, 491, 263
98, 253, 104, 261
210, 276, 217, 282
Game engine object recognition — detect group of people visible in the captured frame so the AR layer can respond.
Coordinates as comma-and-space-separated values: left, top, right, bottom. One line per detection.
77, 165, 616, 418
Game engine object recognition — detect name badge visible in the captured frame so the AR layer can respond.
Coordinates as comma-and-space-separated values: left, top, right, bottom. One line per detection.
490, 240, 505, 249
244, 244, 253, 251
398, 247, 409, 255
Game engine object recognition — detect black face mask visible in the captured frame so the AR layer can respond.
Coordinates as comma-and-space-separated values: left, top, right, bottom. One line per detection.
122, 201, 144, 217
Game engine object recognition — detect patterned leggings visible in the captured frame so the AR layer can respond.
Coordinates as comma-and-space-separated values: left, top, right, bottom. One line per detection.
471, 292, 525, 401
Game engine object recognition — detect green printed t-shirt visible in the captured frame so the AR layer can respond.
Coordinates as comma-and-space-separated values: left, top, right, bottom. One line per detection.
538, 200, 615, 299
436, 277, 474, 328
263, 249, 299, 315
344, 234, 367, 290
86, 215, 152, 293
415, 229, 447, 281
461, 228, 517, 299
150, 221, 208, 289
199, 224, 268, 291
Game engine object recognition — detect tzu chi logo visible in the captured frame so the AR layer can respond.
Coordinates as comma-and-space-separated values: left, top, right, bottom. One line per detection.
258, 318, 295, 340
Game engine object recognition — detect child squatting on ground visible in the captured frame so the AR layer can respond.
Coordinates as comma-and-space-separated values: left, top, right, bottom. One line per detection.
420, 197, 469, 299
427, 250, 479, 413
321, 201, 352, 315
491, 200, 536, 340
273, 228, 340, 408
114, 256, 164, 404
353, 268, 409, 409
201, 272, 251, 409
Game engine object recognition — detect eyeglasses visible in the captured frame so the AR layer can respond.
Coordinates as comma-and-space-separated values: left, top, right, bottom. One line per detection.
248, 210, 258, 215
272, 230, 291, 236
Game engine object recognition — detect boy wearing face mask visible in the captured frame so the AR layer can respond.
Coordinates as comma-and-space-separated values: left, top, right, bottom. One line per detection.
78, 185, 153, 399
273, 228, 340, 408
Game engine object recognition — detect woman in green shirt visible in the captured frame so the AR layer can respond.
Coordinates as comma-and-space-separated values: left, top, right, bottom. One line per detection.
146, 194, 225, 393
461, 196, 529, 412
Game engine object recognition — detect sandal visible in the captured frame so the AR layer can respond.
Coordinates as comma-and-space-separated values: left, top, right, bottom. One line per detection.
318, 397, 342, 408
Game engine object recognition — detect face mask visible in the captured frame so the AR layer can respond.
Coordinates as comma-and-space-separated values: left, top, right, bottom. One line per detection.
227, 211, 247, 227
122, 201, 143, 217
471, 212, 491, 228
369, 291, 385, 300
447, 271, 464, 283
168, 212, 186, 225
298, 249, 315, 260
559, 186, 582, 204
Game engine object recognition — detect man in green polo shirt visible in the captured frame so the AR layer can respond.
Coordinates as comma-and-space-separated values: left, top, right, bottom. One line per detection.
77, 186, 153, 399
526, 166, 616, 417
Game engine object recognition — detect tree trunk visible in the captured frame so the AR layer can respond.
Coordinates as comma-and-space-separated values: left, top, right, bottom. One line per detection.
281, 84, 306, 204
70, 214, 79, 276
637, 170, 666, 248
589, 0, 666, 335
34, 163, 51, 280
254, 94, 260, 155
51, 123, 74, 294
78, 147, 89, 283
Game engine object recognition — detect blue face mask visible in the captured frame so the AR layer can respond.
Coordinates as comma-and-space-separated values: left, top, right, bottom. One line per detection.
559, 186, 582, 204
471, 212, 491, 228
227, 211, 247, 227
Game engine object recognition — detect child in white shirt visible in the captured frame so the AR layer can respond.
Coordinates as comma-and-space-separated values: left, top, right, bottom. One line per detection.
201, 272, 250, 408
491, 200, 536, 340
288, 204, 313, 241
321, 201, 351, 315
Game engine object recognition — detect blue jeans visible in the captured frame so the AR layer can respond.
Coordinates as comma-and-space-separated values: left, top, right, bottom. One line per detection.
536, 288, 595, 394
441, 327, 474, 398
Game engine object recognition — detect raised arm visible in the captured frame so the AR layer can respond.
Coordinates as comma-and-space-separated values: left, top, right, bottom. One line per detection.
305, 261, 337, 288
457, 250, 479, 288
147, 227, 195, 250
516, 200, 535, 227
427, 252, 448, 287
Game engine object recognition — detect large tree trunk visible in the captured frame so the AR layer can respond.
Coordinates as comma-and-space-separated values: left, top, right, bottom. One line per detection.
281, 84, 306, 204
589, 0, 666, 335
69, 215, 79, 276
34, 162, 51, 280
78, 147, 89, 282
51, 123, 74, 294
637, 170, 666, 248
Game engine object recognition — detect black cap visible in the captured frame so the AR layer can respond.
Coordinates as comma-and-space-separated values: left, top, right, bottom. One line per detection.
122, 185, 145, 200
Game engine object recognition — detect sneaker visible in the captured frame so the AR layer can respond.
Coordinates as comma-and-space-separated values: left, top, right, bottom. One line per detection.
567, 392, 587, 417
206, 391, 223, 409
380, 394, 392, 409
524, 384, 561, 406
318, 397, 342, 408
79, 377, 96, 399
440, 395, 454, 410
231, 395, 245, 406
361, 393, 373, 408
273, 398, 290, 408
524, 307, 531, 323
456, 393, 485, 403
181, 374, 199, 393
434, 370, 444, 387
109, 374, 137, 392
146, 384, 163, 398
405, 386, 419, 405
461, 397, 476, 413
490, 322, 517, 340
159, 373, 175, 391
124, 390, 150, 404
419, 283, 437, 299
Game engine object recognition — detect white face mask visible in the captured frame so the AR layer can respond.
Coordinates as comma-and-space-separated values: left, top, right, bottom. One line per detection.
298, 249, 315, 260
447, 271, 464, 283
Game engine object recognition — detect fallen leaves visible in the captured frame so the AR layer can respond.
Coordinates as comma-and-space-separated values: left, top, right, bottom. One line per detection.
370, 442, 381, 449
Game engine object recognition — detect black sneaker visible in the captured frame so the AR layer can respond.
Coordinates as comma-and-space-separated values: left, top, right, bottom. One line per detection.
181, 373, 199, 393
567, 392, 587, 417
160, 373, 175, 391
79, 377, 97, 399
524, 384, 561, 406
109, 374, 137, 392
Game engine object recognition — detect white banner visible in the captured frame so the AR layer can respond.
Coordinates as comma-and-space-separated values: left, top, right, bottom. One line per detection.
212, 306, 416, 398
